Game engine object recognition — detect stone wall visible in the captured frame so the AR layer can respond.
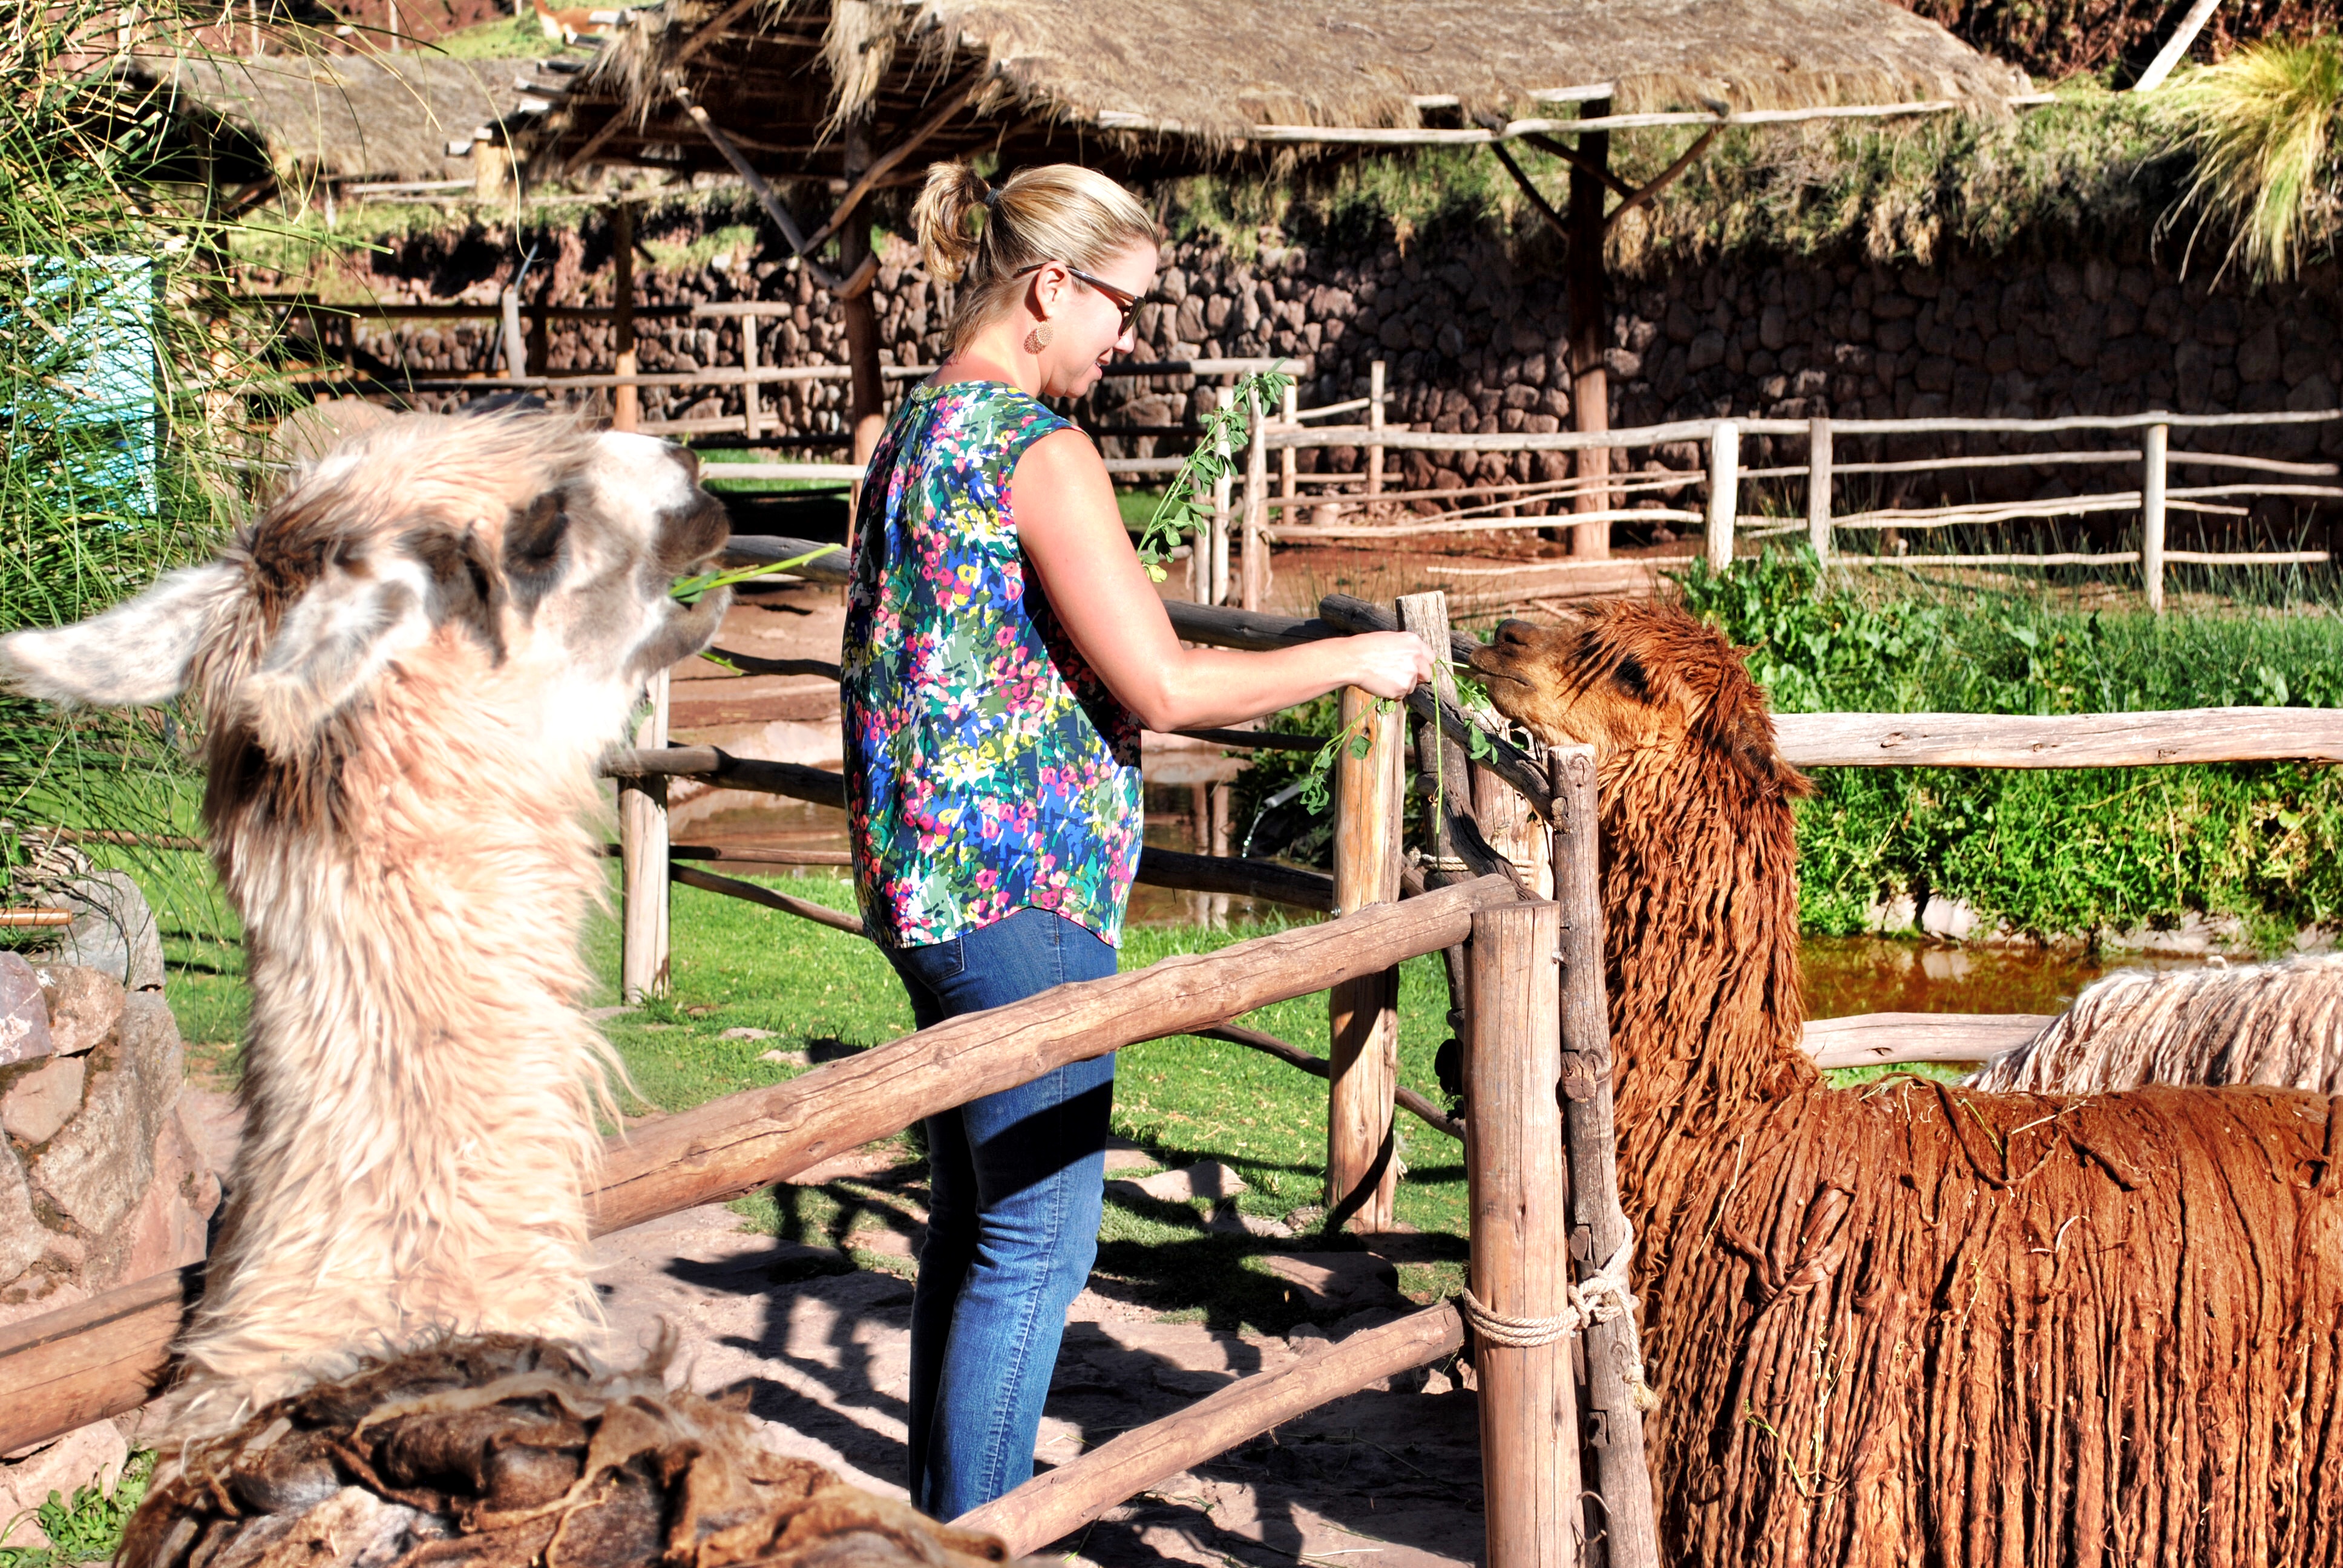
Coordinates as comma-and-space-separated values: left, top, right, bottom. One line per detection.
0, 956, 218, 1331
0, 954, 218, 1543
304, 214, 2343, 534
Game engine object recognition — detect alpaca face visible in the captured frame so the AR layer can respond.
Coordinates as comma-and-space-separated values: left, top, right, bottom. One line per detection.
1469, 603, 1808, 800
0, 413, 730, 762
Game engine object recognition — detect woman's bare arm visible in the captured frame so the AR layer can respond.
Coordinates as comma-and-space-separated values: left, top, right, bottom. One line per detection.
1011, 428, 1431, 732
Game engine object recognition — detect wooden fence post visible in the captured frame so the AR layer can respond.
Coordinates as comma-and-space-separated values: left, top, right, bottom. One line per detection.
741, 310, 762, 442
1397, 592, 1469, 869
1242, 388, 1268, 612
1705, 420, 1738, 572
1367, 359, 1387, 498
1806, 416, 1832, 564
611, 201, 637, 433
1327, 684, 1404, 1232
2142, 419, 2168, 613
1280, 381, 1299, 516
1466, 897, 1579, 1568
499, 287, 523, 382
619, 669, 671, 1002
1551, 742, 1660, 1568
1212, 385, 1235, 605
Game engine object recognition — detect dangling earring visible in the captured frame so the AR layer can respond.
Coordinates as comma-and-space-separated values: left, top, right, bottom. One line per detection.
1023, 321, 1054, 353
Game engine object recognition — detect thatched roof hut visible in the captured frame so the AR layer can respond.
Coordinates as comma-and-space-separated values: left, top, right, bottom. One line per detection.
125, 51, 567, 185
534, 0, 2031, 184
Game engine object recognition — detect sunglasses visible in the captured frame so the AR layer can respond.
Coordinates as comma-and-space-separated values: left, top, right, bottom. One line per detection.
1014, 261, 1145, 335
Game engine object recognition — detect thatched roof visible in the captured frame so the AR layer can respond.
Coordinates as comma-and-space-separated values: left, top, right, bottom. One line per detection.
125, 52, 569, 183
533, 0, 2030, 183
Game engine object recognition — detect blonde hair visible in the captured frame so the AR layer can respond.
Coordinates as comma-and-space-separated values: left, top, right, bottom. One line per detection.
911, 162, 1158, 351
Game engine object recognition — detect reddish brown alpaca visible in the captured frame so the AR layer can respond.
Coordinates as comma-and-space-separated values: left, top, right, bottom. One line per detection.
1472, 603, 2343, 1568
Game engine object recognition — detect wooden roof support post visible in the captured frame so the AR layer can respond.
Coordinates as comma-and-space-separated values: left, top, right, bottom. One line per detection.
611, 201, 638, 433
1326, 684, 1406, 1233
618, 669, 671, 1003
1567, 99, 1613, 561
1552, 742, 1660, 1568
840, 113, 885, 545
1466, 895, 1579, 1568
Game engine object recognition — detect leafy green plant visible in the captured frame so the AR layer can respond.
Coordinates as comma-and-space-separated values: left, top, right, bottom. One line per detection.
1678, 547, 2343, 944
1135, 365, 1293, 580
2162, 34, 2343, 282
0, 1448, 153, 1568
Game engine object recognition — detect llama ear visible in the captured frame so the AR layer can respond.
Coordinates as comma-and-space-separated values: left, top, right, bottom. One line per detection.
240, 561, 431, 756
1720, 704, 1813, 801
0, 562, 243, 708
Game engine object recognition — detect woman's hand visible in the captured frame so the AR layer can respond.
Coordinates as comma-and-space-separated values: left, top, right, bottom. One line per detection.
1346, 631, 1435, 700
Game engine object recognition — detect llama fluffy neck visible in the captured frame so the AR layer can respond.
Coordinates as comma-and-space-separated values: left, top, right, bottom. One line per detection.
174, 638, 623, 1422
1599, 734, 1816, 1244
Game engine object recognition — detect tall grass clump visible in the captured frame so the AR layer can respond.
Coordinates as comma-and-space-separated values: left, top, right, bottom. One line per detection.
2163, 33, 2343, 281
1, 4, 280, 932
1679, 549, 2343, 946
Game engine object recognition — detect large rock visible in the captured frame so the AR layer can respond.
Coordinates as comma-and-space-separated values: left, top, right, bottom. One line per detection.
33, 964, 125, 1056
25, 872, 165, 993
0, 974, 218, 1330
31, 994, 180, 1236
0, 955, 51, 1067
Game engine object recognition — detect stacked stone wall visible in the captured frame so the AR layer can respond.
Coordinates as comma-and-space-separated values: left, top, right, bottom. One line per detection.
295, 213, 2343, 530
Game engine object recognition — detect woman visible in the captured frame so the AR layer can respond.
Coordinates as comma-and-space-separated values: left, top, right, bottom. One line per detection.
841, 161, 1431, 1520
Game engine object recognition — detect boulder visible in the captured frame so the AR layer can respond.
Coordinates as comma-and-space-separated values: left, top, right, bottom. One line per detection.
0, 955, 50, 1067
24, 872, 164, 993
0, 973, 220, 1330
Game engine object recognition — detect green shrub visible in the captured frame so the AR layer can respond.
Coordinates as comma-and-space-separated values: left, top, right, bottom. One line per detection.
1677, 549, 2343, 944
0, 1449, 152, 1568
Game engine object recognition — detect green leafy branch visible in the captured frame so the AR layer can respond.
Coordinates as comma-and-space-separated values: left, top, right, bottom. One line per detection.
671, 545, 839, 606
1296, 695, 1398, 816
0, 1449, 152, 1568
1135, 364, 1296, 583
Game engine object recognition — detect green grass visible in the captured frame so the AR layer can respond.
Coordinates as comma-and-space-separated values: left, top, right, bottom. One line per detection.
582, 871, 1467, 1332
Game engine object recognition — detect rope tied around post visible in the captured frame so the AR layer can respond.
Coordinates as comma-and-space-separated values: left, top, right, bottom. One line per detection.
1455, 1231, 1660, 1410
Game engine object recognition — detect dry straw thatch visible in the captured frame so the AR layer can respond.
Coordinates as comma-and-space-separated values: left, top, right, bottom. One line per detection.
550, 0, 2028, 183
892, 0, 2033, 133
125, 51, 543, 183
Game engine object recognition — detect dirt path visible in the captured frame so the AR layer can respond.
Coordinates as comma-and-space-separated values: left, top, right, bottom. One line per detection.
589, 1203, 1486, 1567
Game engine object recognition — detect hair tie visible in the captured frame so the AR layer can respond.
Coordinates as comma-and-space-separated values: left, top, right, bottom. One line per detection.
982, 187, 1002, 208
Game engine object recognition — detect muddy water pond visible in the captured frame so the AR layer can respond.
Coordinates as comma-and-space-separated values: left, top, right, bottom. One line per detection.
1802, 937, 2228, 1019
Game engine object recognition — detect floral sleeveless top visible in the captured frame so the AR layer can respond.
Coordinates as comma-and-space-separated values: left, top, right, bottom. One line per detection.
841, 381, 1145, 949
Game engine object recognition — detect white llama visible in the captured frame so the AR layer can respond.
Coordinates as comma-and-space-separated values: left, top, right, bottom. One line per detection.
2, 412, 1004, 1568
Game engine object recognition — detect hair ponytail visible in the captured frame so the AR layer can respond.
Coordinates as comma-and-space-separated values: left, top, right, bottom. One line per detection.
909, 161, 1157, 351
911, 162, 991, 286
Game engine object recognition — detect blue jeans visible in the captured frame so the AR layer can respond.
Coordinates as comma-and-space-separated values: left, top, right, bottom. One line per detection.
882, 907, 1118, 1520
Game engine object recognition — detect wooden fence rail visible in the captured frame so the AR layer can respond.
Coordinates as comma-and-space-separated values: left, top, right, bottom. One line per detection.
0, 877, 1521, 1460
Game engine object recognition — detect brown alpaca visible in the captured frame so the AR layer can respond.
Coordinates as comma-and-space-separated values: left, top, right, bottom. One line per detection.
1470, 604, 2343, 1568
2, 412, 1003, 1568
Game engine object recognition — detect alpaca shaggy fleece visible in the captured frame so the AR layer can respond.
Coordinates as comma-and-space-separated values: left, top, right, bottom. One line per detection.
1469, 604, 2343, 1567
0, 411, 732, 1428
123, 1336, 1008, 1568
1974, 951, 2343, 1095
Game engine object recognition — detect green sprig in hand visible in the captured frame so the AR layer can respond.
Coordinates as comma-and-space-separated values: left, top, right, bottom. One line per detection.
1135, 364, 1296, 582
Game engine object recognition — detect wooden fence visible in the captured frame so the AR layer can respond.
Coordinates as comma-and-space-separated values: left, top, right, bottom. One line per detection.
1257, 408, 2343, 610
8, 546, 2343, 1561
252, 287, 2343, 609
